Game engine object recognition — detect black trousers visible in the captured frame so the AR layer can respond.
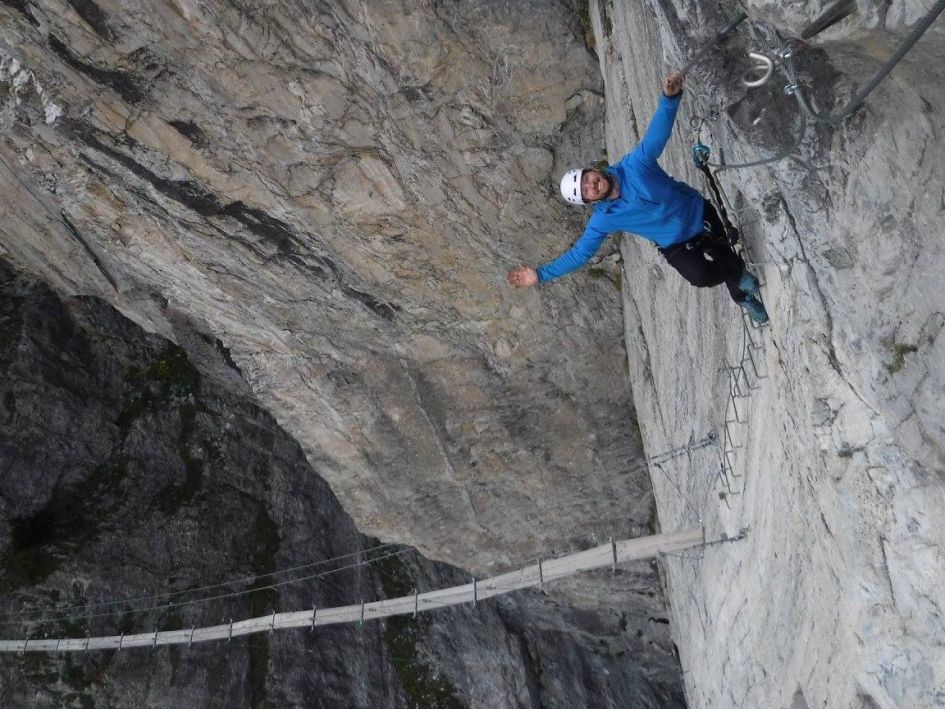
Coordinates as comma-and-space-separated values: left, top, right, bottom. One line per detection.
659, 200, 746, 303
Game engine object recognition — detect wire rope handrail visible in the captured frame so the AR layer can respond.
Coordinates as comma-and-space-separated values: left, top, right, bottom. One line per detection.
0, 529, 709, 653
0, 548, 416, 629
3, 541, 401, 623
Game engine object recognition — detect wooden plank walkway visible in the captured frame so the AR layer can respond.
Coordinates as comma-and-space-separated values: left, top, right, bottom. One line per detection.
0, 528, 704, 653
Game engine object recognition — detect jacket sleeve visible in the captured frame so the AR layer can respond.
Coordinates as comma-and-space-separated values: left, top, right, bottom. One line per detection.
631, 91, 683, 168
536, 225, 609, 283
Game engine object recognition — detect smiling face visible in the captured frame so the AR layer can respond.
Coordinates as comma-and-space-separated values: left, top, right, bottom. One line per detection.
581, 169, 616, 202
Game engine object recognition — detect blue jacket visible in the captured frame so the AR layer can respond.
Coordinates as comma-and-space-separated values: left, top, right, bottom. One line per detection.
537, 92, 705, 283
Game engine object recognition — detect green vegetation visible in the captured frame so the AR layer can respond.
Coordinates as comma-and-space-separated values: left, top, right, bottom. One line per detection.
160, 611, 184, 675
579, 0, 613, 48
0, 328, 208, 591
0, 539, 60, 590
117, 343, 201, 431
885, 342, 918, 373
156, 397, 204, 513
376, 552, 413, 598
14, 653, 57, 686
375, 554, 466, 709
579, 1, 595, 48
587, 266, 622, 292
628, 412, 644, 447
601, 0, 614, 38
115, 343, 206, 512
60, 657, 99, 709
117, 610, 136, 636
48, 618, 89, 641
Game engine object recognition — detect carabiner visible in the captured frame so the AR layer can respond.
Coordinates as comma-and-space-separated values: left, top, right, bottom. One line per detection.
692, 143, 711, 168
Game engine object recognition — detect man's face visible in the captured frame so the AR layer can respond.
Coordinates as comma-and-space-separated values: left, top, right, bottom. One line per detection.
581, 169, 613, 202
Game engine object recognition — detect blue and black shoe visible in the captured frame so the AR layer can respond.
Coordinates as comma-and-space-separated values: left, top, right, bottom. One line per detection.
739, 294, 769, 324
738, 270, 761, 297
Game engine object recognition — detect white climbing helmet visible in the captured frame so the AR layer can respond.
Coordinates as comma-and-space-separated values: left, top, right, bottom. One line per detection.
559, 168, 585, 206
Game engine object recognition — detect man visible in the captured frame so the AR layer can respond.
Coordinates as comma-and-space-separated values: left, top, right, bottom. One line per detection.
507, 71, 768, 324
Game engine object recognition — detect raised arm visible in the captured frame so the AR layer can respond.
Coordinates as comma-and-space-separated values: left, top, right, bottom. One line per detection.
634, 72, 686, 167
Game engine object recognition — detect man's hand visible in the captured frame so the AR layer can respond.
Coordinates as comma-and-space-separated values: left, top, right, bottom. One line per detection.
663, 71, 685, 97
507, 266, 539, 288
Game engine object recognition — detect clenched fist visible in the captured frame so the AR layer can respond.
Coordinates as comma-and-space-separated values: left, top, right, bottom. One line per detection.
663, 71, 685, 97
507, 266, 539, 288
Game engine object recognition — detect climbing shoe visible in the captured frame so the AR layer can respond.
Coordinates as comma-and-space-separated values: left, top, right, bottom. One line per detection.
738, 270, 761, 296
739, 294, 769, 324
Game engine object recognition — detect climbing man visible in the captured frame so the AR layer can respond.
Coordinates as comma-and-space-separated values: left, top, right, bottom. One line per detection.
507, 71, 768, 324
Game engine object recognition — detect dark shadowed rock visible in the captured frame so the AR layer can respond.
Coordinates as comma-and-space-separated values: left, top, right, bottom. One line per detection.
0, 261, 683, 707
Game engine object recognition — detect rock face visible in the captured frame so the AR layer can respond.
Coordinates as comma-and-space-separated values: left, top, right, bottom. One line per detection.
589, 0, 945, 707
4, 0, 942, 705
0, 0, 692, 704
0, 0, 649, 577
0, 260, 683, 707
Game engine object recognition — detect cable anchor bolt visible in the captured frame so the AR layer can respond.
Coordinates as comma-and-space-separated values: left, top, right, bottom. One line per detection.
743, 52, 774, 88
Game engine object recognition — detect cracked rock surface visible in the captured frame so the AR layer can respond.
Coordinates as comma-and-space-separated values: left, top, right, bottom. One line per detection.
3, 0, 942, 705
595, 0, 945, 707
0, 0, 646, 575
1, 0, 684, 705
0, 260, 682, 707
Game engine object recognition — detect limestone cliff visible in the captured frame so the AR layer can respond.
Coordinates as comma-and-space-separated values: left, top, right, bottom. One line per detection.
0, 0, 680, 706
2, 0, 944, 706
0, 260, 681, 707
0, 0, 645, 576
592, 0, 945, 707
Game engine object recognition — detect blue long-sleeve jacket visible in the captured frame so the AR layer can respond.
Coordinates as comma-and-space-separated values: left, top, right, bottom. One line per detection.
537, 92, 705, 283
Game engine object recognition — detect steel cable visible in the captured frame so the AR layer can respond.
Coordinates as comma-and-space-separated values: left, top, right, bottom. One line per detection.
2, 547, 416, 629
4, 541, 400, 622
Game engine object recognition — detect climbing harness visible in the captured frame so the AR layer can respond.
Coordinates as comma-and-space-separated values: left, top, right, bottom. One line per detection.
691, 144, 738, 245
690, 142, 771, 327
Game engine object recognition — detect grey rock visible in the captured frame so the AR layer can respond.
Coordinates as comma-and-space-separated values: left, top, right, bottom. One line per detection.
594, 0, 945, 707
0, 0, 688, 702
0, 0, 643, 580
0, 259, 683, 707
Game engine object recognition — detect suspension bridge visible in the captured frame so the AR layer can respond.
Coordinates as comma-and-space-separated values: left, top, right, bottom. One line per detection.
0, 528, 706, 654
11, 1, 936, 660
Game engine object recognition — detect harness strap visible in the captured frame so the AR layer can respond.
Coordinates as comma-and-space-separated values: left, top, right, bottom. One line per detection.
693, 145, 739, 246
